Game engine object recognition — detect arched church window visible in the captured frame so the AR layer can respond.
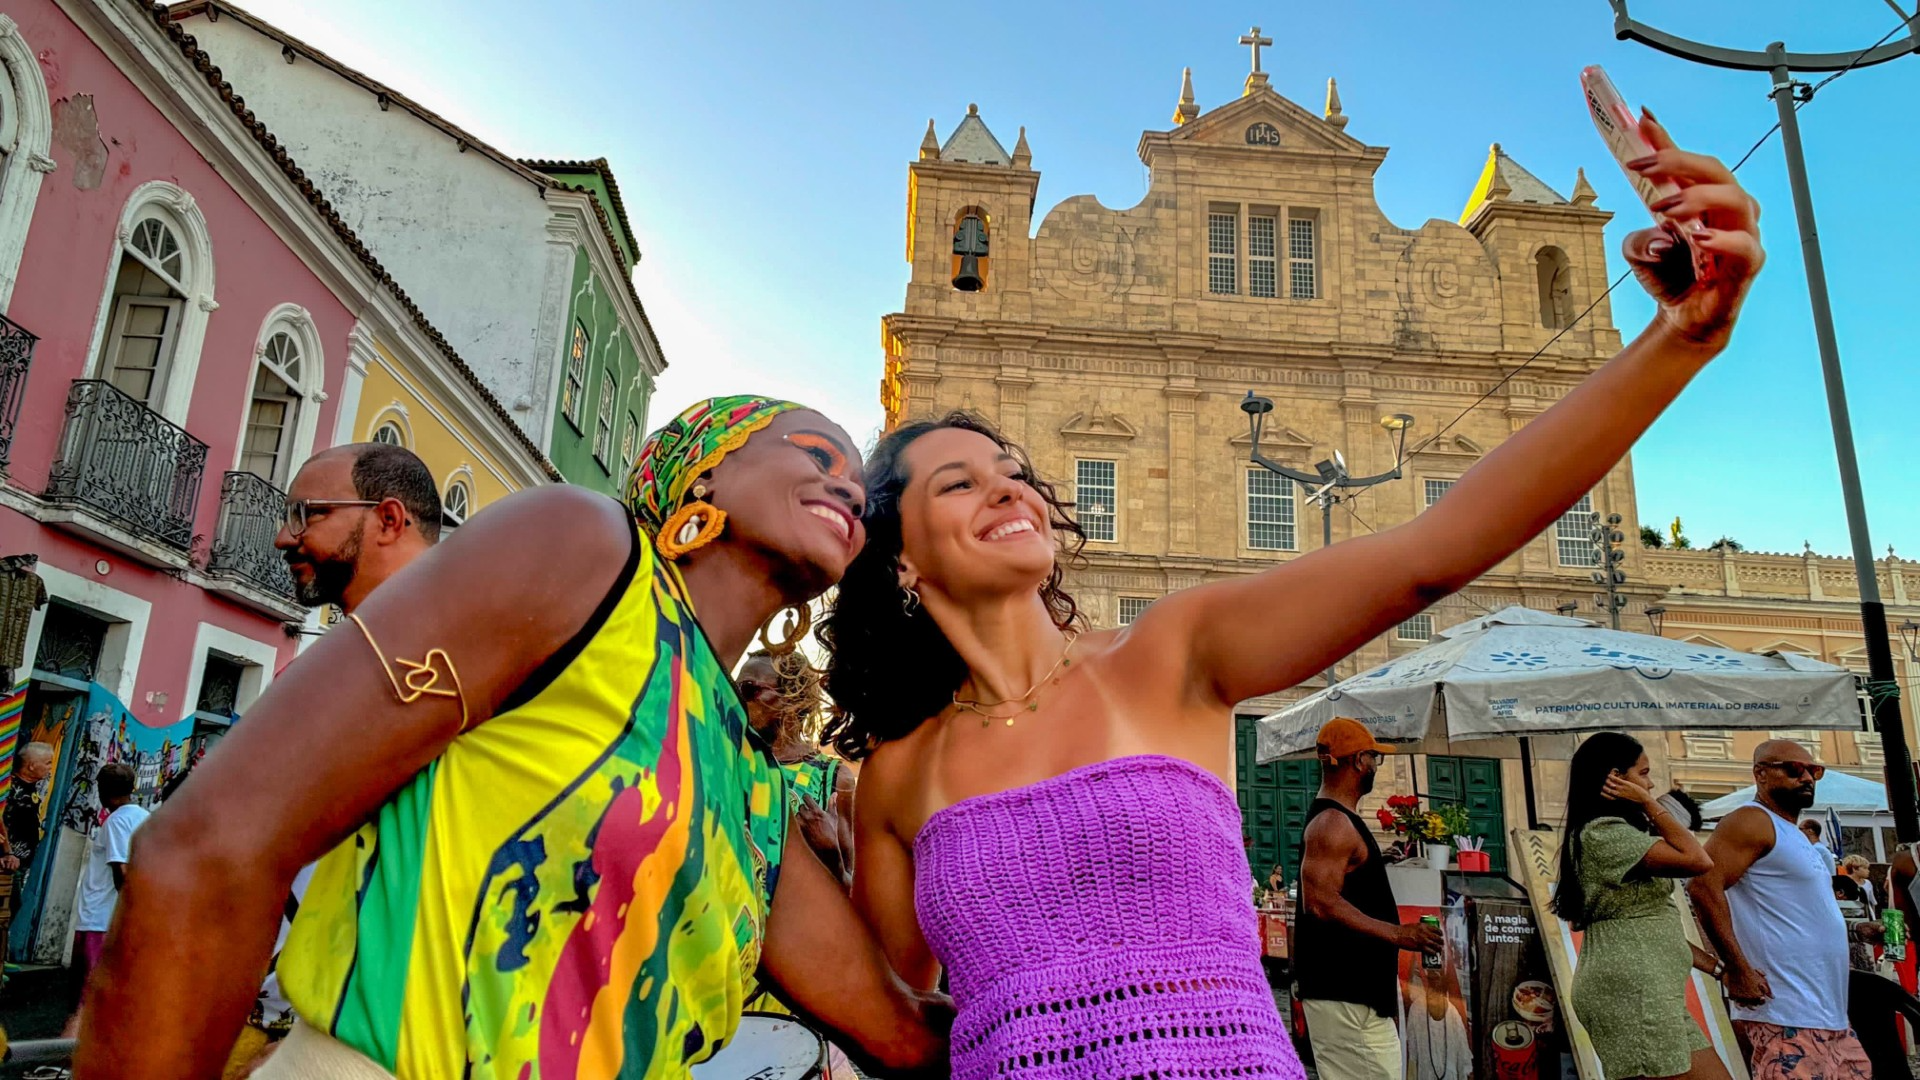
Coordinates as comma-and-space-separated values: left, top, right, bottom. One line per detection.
1536, 246, 1574, 330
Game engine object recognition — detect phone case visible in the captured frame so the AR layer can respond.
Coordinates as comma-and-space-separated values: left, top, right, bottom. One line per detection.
1582, 65, 1682, 211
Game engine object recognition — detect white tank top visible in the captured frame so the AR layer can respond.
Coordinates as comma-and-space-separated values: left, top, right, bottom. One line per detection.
1725, 803, 1850, 1029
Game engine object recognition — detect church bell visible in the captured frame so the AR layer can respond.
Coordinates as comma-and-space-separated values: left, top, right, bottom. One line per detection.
952, 254, 985, 292
951, 213, 989, 292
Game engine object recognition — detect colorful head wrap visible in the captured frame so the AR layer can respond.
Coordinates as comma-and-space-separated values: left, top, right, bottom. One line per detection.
627, 396, 806, 532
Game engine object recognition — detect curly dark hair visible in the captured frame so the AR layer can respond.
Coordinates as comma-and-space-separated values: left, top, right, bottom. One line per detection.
819, 411, 1086, 760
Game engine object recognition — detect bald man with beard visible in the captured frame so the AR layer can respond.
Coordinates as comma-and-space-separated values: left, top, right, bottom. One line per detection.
1690, 740, 1867, 1080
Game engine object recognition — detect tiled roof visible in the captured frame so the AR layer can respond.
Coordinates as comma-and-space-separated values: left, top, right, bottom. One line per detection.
1459, 142, 1573, 225
522, 162, 665, 372
1492, 151, 1569, 207
141, 1, 564, 480
164, 2, 666, 376
165, 1, 552, 191
941, 107, 1012, 166
520, 158, 639, 262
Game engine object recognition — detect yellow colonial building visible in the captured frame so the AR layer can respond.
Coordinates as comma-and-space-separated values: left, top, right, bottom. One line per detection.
879, 58, 1920, 881
341, 316, 558, 529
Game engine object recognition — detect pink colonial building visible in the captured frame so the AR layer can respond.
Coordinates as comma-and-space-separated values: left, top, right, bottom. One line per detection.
0, 0, 369, 962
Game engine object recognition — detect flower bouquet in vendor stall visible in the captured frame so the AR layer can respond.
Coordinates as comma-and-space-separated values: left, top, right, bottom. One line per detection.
1378, 795, 1462, 869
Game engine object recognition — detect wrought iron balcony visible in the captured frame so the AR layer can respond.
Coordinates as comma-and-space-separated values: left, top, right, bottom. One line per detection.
0, 312, 36, 467
208, 470, 295, 600
44, 379, 207, 553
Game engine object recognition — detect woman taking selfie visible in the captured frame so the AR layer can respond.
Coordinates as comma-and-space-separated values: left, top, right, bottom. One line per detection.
820, 118, 1762, 1078
1553, 733, 1724, 1080
77, 398, 945, 1079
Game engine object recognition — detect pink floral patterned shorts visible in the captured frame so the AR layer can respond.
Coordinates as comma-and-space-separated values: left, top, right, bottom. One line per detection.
1736, 1021, 1870, 1080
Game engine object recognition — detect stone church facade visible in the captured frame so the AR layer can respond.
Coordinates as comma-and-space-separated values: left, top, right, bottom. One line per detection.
878, 60, 1920, 878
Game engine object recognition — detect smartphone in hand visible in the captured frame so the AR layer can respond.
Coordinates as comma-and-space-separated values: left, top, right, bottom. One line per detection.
1582, 65, 1680, 213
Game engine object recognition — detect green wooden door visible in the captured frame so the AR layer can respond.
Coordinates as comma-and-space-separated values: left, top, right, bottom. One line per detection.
1235, 717, 1321, 887
1426, 755, 1507, 873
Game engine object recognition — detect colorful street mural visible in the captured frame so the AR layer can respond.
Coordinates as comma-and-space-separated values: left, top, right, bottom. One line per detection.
10, 681, 190, 837
55, 683, 190, 831
5, 680, 191, 960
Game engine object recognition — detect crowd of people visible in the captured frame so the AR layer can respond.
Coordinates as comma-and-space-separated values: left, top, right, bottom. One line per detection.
1292, 723, 1894, 1080
17, 121, 1819, 1080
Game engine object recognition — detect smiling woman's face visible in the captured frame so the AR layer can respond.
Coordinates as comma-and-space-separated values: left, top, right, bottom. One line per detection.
701, 410, 867, 596
894, 427, 1057, 604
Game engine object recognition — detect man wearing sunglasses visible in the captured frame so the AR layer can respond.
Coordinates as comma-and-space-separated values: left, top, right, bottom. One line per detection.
274, 443, 443, 611
1691, 740, 1864, 1080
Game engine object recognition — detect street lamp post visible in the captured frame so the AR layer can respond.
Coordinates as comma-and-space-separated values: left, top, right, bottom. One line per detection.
1241, 392, 1414, 686
1609, 0, 1920, 842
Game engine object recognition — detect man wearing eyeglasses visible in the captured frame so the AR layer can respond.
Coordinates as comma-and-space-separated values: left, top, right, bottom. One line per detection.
274, 443, 443, 612
1690, 740, 1865, 1080
220, 442, 441, 1077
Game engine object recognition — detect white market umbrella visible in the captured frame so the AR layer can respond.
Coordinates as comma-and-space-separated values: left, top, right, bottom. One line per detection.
1700, 771, 1888, 820
1255, 605, 1857, 762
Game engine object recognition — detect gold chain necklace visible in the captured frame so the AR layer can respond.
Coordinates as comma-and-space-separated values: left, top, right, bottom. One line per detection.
951, 632, 1080, 727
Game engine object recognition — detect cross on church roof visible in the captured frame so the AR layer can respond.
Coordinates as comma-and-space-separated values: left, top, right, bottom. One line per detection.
1239, 26, 1273, 73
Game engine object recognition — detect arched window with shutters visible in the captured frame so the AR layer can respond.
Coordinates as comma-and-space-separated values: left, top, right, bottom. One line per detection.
87, 182, 216, 425
238, 304, 326, 487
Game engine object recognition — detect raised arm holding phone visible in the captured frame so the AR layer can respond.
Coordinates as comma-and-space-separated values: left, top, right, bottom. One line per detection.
821, 72, 1763, 1080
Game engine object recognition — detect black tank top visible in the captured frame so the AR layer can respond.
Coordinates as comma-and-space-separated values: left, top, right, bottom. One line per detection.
1293, 797, 1401, 1016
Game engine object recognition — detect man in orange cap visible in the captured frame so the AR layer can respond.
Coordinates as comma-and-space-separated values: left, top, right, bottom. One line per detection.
1295, 718, 1442, 1080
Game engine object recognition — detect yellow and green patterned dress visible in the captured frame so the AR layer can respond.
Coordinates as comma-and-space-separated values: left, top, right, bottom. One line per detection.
781, 755, 839, 814
743, 755, 842, 1016
277, 521, 789, 1079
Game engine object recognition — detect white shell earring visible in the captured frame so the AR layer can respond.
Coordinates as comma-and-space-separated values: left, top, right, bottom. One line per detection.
675, 514, 705, 547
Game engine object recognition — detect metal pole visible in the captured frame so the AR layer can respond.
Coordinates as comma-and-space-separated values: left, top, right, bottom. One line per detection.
1766, 49, 1918, 842
1519, 738, 1541, 830
1322, 495, 1337, 687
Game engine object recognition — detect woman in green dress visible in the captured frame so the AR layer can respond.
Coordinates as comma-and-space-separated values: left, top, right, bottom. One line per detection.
1554, 732, 1727, 1080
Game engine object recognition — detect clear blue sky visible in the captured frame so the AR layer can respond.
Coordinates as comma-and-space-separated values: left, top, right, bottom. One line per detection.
239, 0, 1917, 558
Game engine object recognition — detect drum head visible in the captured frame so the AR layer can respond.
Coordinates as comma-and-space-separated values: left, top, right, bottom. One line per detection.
692, 1011, 827, 1079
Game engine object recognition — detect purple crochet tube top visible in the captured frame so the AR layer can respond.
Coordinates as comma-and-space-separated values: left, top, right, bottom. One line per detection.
913, 755, 1306, 1080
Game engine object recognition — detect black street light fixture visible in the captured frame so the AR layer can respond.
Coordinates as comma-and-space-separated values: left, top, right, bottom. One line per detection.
1645, 605, 1668, 637
1899, 620, 1919, 662
1556, 602, 1580, 616
1241, 392, 1415, 685
1590, 514, 1630, 630
1609, 0, 1920, 843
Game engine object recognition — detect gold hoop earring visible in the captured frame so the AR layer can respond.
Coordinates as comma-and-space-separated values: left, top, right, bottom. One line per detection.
656, 500, 727, 560
758, 604, 812, 656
